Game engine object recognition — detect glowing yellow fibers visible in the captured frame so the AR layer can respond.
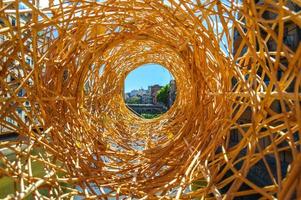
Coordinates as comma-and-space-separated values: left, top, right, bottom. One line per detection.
0, 0, 300, 199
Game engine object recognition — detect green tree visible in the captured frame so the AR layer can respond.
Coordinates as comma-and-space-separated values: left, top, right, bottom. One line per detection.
157, 84, 170, 106
126, 96, 140, 104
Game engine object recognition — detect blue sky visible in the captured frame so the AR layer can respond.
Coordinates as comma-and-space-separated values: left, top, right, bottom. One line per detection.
125, 63, 174, 93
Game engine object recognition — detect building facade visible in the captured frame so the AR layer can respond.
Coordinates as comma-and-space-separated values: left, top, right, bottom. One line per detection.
168, 80, 176, 108
231, 0, 300, 175
150, 84, 162, 105
0, 3, 32, 135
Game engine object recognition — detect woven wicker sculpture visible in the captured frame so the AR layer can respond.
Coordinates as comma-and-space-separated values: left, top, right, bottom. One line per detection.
0, 0, 300, 199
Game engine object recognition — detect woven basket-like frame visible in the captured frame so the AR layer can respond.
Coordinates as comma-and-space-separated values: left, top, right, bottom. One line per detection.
0, 0, 300, 199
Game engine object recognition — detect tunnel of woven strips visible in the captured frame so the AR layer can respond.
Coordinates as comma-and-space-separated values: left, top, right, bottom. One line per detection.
0, 0, 300, 199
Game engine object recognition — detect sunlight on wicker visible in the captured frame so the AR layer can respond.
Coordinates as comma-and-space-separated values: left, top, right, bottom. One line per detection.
0, 0, 300, 199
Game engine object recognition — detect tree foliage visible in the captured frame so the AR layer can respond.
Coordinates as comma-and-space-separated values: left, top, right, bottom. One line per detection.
157, 84, 170, 106
126, 96, 141, 104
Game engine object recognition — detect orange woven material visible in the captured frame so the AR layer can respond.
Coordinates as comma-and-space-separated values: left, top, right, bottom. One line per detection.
0, 0, 300, 199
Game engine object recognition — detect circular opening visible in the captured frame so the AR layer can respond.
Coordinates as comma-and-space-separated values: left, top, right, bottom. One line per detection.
124, 63, 176, 119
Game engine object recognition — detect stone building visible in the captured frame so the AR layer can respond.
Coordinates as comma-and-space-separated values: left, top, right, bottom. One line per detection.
150, 84, 162, 105
168, 80, 176, 108
141, 93, 153, 104
0, 3, 32, 135
230, 0, 300, 187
